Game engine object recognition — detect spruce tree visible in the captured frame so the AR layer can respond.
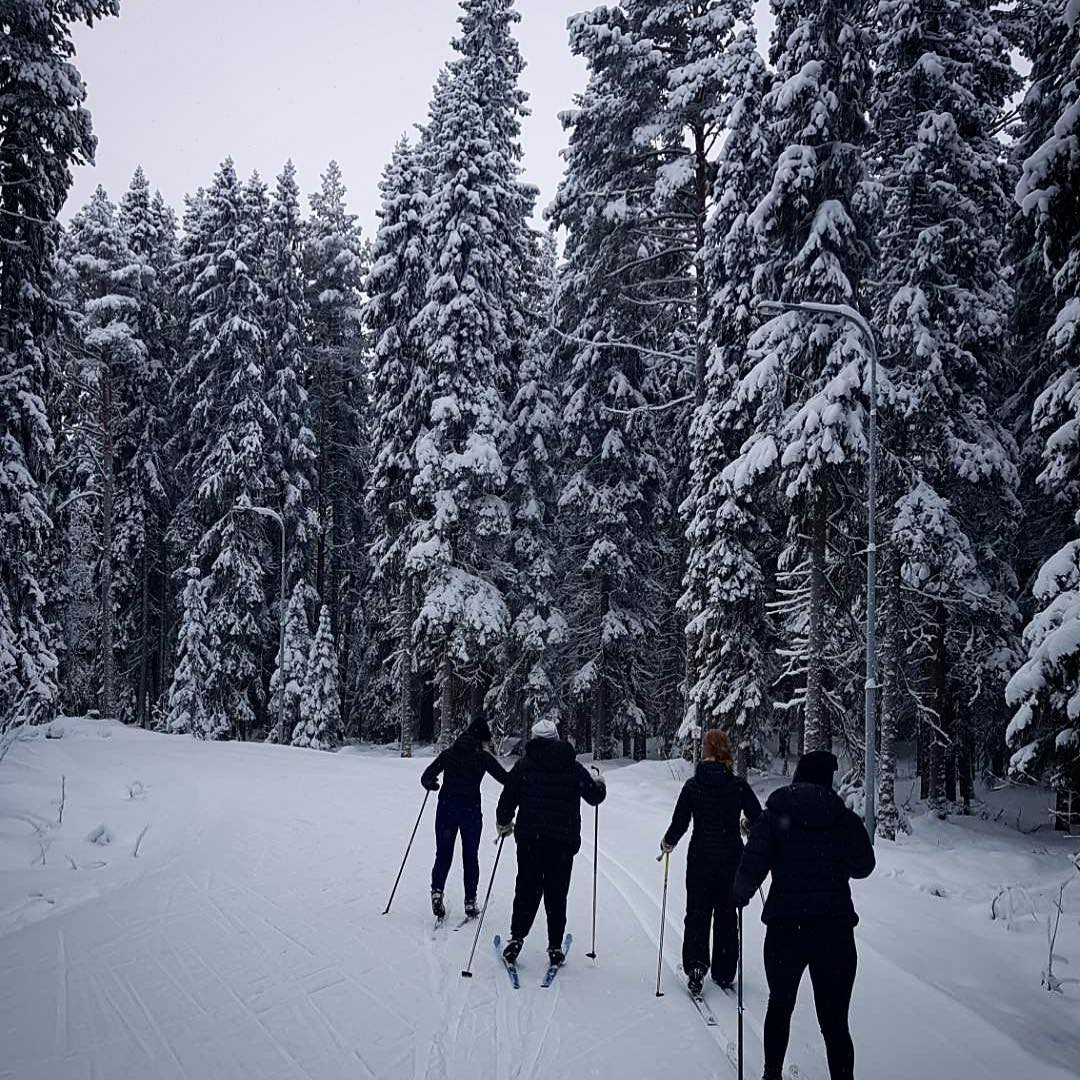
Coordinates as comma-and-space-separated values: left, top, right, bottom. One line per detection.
411, 66, 516, 747
166, 562, 212, 736
550, 52, 669, 759
680, 39, 773, 765
294, 605, 341, 750
871, 0, 1021, 823
0, 0, 119, 730
728, 0, 874, 755
1007, 1, 1080, 819
304, 162, 368, 658
266, 161, 318, 589
366, 137, 430, 756
170, 158, 275, 740
491, 235, 567, 742
270, 582, 312, 743
59, 187, 150, 722
119, 166, 174, 727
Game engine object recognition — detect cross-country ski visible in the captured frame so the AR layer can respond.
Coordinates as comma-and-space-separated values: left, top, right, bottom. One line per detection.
541, 933, 573, 987
493, 934, 521, 990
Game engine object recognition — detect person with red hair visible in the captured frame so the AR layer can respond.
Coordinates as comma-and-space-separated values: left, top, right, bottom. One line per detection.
661, 729, 762, 994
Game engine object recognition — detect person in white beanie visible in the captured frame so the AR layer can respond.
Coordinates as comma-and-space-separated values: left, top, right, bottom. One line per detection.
495, 718, 606, 970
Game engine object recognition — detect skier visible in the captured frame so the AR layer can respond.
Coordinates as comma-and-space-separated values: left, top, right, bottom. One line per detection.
733, 750, 875, 1080
495, 718, 607, 970
421, 717, 508, 920
661, 728, 762, 995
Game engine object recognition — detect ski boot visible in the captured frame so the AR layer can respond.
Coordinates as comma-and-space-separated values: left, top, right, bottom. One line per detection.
431, 889, 446, 919
502, 937, 523, 966
547, 944, 566, 969
714, 975, 734, 991
464, 897, 480, 919
687, 964, 707, 996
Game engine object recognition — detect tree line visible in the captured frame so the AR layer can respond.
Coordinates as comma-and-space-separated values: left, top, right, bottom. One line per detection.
1, 0, 1077, 837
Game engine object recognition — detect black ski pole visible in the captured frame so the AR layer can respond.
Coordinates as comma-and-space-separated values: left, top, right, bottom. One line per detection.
737, 904, 745, 1080
382, 788, 431, 916
655, 850, 670, 997
587, 765, 600, 959
461, 832, 506, 978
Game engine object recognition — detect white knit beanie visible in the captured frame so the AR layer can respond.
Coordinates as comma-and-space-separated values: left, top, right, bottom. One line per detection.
531, 718, 559, 740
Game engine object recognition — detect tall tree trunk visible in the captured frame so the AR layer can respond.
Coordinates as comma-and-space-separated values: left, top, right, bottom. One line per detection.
399, 581, 414, 758
692, 119, 709, 411
136, 535, 150, 728
594, 574, 611, 761
957, 736, 973, 815
928, 604, 948, 818
804, 494, 828, 753
99, 360, 115, 720
436, 653, 453, 750
878, 556, 903, 841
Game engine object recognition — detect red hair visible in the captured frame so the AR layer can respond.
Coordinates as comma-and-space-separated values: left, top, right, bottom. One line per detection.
702, 729, 734, 768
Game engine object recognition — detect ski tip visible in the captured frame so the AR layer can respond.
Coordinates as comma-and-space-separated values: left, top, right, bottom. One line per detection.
493, 934, 502, 947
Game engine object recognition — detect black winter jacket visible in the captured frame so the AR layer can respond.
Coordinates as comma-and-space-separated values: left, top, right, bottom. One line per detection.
496, 738, 606, 854
420, 734, 508, 804
733, 781, 875, 925
663, 762, 762, 872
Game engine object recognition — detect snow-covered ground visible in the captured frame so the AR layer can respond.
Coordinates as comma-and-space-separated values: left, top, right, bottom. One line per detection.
1, 719, 1078, 1080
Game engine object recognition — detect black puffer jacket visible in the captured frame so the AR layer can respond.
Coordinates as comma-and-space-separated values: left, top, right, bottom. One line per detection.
733, 781, 875, 925
496, 738, 606, 854
420, 734, 508, 804
663, 762, 762, 870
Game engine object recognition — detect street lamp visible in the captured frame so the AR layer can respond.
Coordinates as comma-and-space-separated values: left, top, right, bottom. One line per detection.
758, 299, 880, 844
230, 501, 288, 746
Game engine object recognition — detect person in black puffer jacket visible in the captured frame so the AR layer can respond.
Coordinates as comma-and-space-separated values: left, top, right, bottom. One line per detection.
733, 750, 875, 1080
495, 718, 606, 968
661, 729, 762, 993
421, 718, 508, 919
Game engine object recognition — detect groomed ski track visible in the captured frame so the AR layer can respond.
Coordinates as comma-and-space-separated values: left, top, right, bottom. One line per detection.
0, 722, 1076, 1080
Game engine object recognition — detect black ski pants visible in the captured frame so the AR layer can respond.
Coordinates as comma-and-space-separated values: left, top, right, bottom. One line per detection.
430, 796, 483, 900
510, 838, 574, 949
763, 919, 858, 1080
682, 863, 738, 984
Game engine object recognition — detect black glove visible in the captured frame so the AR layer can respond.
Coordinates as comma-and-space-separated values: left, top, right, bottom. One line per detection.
423, 779, 440, 792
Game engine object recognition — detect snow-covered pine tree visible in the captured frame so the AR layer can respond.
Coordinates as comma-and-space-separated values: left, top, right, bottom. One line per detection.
410, 65, 515, 747
730, 0, 875, 756
550, 31, 670, 759
452, 1, 536, 390
1003, 2, 1071, 588
265, 161, 318, 594
366, 137, 430, 757
680, 37, 774, 767
1007, 1, 1080, 823
491, 234, 567, 743
303, 162, 369, 674
871, 0, 1022, 824
166, 561, 211, 736
59, 186, 150, 723
118, 166, 175, 728
171, 158, 275, 741
269, 581, 312, 744
294, 605, 341, 750
0, 0, 119, 731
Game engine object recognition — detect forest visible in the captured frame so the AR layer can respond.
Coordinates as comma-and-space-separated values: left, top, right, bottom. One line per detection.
1, 0, 1078, 843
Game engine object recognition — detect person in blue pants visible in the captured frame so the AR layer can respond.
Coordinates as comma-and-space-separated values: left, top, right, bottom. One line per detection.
421, 718, 508, 919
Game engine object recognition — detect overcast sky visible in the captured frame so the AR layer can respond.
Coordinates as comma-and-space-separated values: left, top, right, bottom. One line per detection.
69, 0, 773, 235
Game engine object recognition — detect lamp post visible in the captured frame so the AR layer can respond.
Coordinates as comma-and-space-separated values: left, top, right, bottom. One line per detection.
230, 501, 288, 745
758, 299, 879, 844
